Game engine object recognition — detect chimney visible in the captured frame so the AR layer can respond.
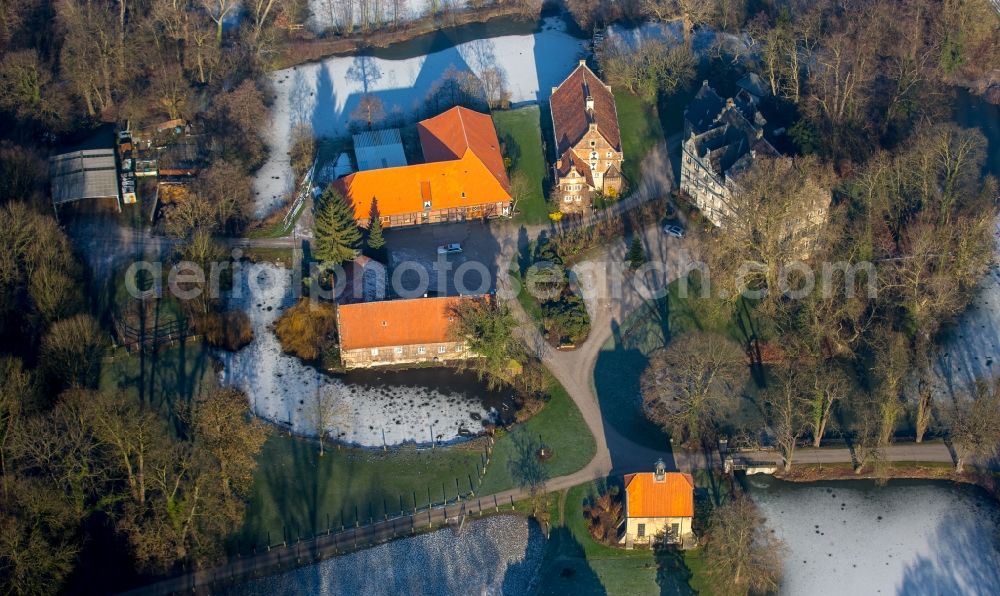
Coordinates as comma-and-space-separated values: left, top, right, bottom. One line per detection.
579, 59, 587, 67
585, 95, 595, 112
726, 98, 735, 109
654, 458, 666, 482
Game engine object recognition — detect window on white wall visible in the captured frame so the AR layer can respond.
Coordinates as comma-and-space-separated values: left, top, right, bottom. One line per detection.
417, 346, 426, 354
394, 347, 403, 354
370, 348, 379, 356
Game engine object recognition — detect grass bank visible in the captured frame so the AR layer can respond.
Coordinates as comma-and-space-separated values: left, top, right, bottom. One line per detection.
493, 105, 550, 224
614, 91, 665, 190
239, 371, 595, 551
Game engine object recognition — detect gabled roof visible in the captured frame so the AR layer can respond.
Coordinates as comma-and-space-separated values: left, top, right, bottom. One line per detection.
337, 295, 477, 351
623, 472, 694, 518
550, 61, 621, 156
418, 107, 509, 192
556, 150, 595, 187
334, 107, 511, 219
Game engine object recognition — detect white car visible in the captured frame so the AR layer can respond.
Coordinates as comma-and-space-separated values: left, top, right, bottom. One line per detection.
663, 224, 685, 238
437, 243, 463, 255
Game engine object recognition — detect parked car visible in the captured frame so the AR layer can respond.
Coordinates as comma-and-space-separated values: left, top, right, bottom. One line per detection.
662, 224, 685, 238
437, 243, 463, 255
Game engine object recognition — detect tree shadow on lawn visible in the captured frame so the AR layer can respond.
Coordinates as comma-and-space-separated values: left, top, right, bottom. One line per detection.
534, 527, 608, 596
593, 296, 690, 452
654, 543, 696, 596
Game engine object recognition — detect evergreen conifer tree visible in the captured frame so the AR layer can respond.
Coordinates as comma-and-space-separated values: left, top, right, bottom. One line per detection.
314, 186, 361, 264
366, 197, 385, 251
627, 236, 646, 270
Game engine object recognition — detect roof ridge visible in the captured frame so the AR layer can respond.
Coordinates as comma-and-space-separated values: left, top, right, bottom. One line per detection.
339, 294, 480, 308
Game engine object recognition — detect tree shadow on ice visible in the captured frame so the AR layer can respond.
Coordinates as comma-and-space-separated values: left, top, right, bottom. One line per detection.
897, 507, 1000, 595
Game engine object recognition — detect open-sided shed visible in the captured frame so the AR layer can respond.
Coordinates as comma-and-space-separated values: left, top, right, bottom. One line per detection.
50, 148, 121, 211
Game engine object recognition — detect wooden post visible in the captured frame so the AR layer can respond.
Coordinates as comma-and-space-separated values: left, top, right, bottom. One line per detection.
494, 495, 499, 512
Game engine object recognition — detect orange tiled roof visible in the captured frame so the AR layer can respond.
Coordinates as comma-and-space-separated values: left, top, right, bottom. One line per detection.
334, 107, 511, 219
623, 472, 694, 518
337, 295, 477, 351
550, 62, 621, 156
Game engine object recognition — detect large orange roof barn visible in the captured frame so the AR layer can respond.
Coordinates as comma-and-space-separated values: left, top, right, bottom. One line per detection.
334, 107, 511, 222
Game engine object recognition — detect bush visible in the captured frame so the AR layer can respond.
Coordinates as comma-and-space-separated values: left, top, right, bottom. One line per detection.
193, 310, 254, 351
274, 299, 338, 363
541, 293, 590, 345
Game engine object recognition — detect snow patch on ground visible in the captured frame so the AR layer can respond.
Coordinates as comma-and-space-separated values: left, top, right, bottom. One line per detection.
604, 21, 750, 57
253, 16, 585, 214
749, 477, 1000, 596
933, 220, 1000, 398
217, 262, 493, 447
306, 0, 433, 33
231, 515, 545, 595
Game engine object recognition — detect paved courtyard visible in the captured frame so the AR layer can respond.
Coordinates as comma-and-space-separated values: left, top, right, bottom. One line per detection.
383, 220, 507, 298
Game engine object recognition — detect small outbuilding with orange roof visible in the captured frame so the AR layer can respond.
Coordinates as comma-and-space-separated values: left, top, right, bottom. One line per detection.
621, 460, 695, 547
334, 107, 511, 228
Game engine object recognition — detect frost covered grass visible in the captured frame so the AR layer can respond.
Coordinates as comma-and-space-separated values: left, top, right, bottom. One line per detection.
934, 222, 1000, 397
233, 514, 545, 595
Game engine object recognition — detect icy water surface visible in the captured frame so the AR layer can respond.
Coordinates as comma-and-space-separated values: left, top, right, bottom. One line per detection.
230, 515, 545, 595
747, 476, 1000, 596
218, 263, 515, 447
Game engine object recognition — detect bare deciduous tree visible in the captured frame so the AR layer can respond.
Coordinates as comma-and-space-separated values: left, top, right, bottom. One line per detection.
763, 367, 810, 471
308, 385, 348, 456
199, 0, 239, 46
640, 331, 748, 446
703, 496, 785, 594
946, 380, 1000, 473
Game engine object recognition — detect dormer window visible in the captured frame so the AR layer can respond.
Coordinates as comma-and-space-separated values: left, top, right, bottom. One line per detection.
423, 200, 431, 210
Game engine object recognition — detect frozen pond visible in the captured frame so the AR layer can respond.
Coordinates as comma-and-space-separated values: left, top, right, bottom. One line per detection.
254, 15, 584, 213
218, 262, 515, 447
747, 476, 1000, 596
229, 515, 545, 595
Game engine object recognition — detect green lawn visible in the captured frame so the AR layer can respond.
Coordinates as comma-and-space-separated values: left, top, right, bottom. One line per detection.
100, 341, 216, 416
238, 436, 486, 548
594, 277, 744, 450
239, 371, 595, 552
479, 376, 596, 495
493, 106, 550, 224
533, 481, 708, 595
614, 91, 665, 191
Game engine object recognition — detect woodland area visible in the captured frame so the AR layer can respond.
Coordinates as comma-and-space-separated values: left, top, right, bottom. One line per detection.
0, 1, 316, 593
624, 0, 1000, 485
0, 0, 997, 593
